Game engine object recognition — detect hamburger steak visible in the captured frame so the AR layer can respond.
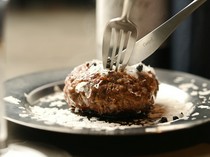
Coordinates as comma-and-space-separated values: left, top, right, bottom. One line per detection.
63, 60, 159, 116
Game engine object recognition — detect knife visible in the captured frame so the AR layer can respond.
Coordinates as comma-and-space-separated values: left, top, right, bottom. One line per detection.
125, 0, 206, 65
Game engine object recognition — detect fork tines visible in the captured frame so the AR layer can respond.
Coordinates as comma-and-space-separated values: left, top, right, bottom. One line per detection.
103, 26, 135, 71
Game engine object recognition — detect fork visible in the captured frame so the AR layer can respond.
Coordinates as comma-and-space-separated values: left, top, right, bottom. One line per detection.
102, 0, 137, 70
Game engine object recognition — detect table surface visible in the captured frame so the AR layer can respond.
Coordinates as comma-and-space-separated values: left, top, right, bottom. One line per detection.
7, 120, 210, 157
4, 7, 210, 157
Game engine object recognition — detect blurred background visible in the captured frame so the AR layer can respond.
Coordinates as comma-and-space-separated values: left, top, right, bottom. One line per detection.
5, 0, 96, 79
4, 0, 210, 79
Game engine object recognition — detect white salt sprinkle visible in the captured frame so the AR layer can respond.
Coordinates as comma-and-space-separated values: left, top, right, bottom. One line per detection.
190, 91, 198, 96
202, 83, 208, 87
199, 90, 210, 96
4, 96, 21, 105
198, 105, 210, 109
178, 83, 199, 92
191, 112, 199, 117
173, 77, 184, 83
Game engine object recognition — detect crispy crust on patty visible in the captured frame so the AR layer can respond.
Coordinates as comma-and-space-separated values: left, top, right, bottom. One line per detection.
64, 60, 159, 116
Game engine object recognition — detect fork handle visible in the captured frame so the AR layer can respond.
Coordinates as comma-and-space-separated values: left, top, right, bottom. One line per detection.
121, 0, 135, 20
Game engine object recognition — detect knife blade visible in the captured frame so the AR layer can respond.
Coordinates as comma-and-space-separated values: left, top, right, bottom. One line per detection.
125, 0, 206, 65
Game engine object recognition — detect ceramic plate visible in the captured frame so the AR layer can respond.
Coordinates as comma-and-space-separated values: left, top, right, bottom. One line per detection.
4, 68, 210, 135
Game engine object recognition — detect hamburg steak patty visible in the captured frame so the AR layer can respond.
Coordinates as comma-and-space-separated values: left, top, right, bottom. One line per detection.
63, 60, 159, 116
